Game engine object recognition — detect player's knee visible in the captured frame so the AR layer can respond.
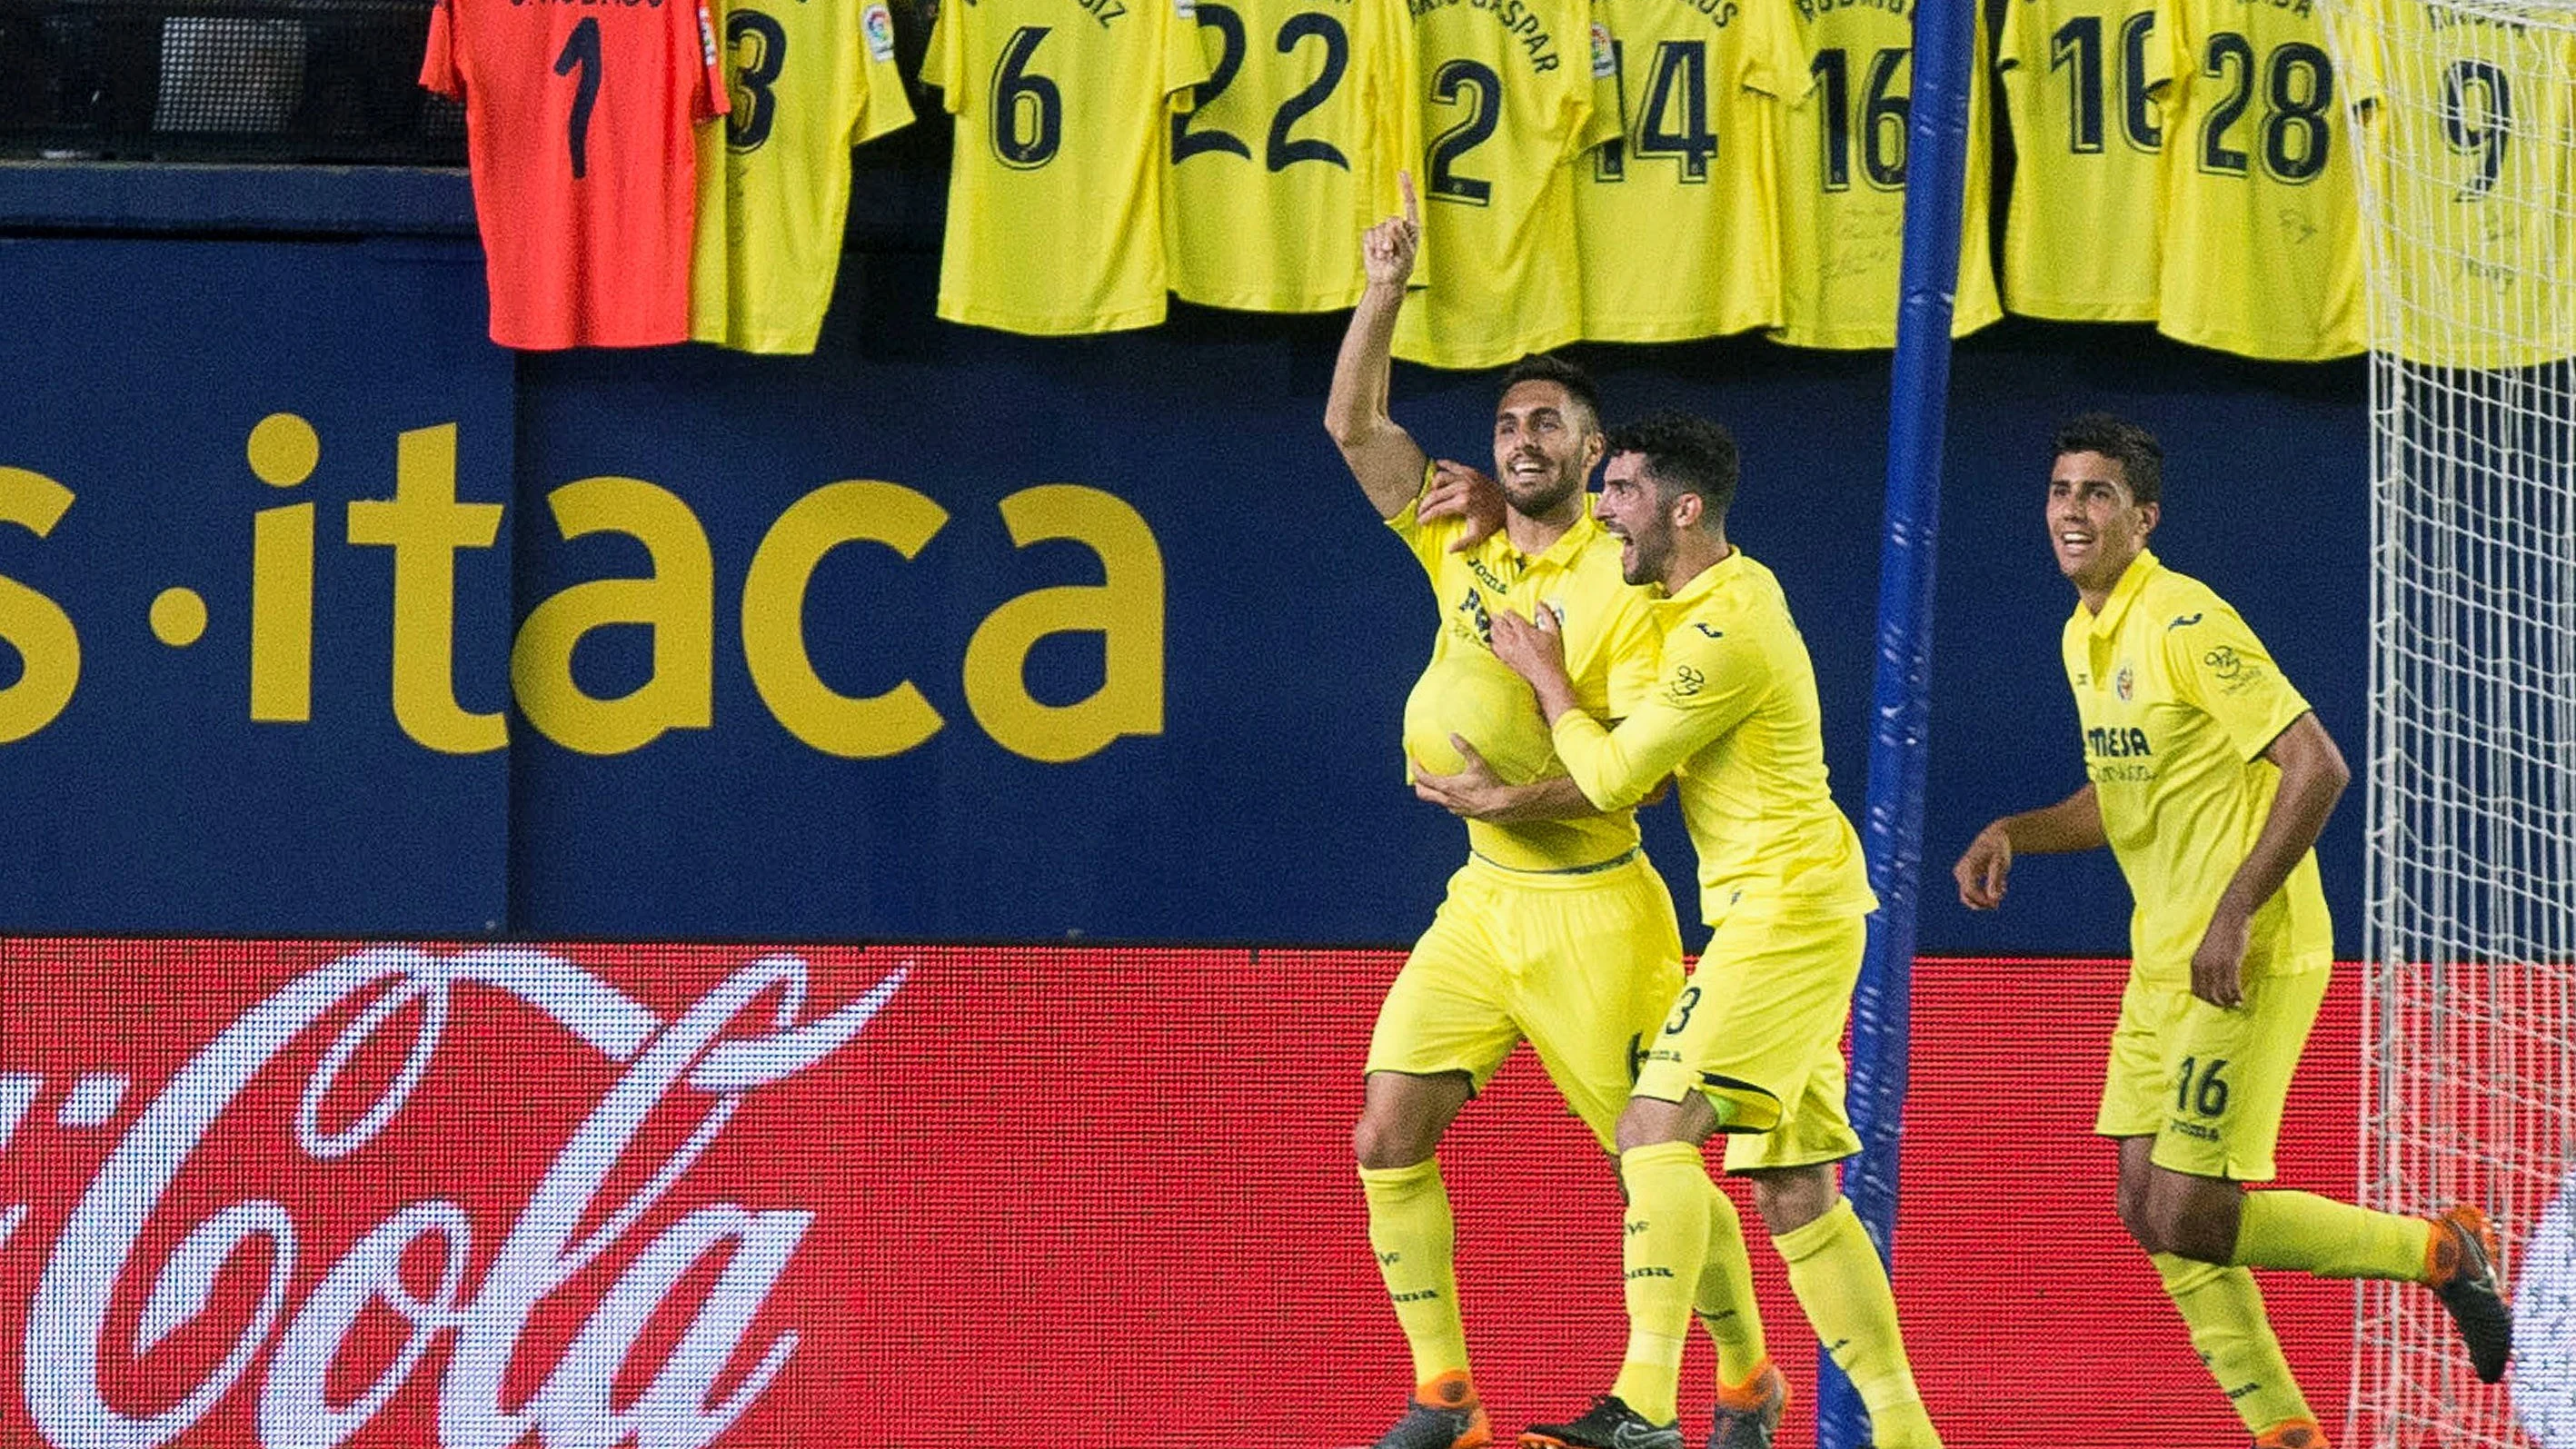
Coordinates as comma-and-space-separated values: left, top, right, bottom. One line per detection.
1352, 1111, 1436, 1170
1746, 1165, 1835, 1233
1615, 1095, 1691, 1153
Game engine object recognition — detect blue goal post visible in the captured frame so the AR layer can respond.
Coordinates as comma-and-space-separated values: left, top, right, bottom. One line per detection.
1822, 0, 1974, 1444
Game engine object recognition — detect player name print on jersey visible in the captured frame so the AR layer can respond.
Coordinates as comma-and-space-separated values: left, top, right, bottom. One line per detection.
1389, 0, 1622, 368
690, 0, 917, 353
423, 0, 728, 349
1572, 0, 1804, 342
2345, 0, 2576, 368
2147, 0, 2362, 360
924, 0, 1210, 334
1164, 0, 1422, 312
1996, 0, 2165, 321
1771, 0, 2001, 349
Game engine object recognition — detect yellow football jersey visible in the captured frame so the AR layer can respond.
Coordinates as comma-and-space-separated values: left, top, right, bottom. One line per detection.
2062, 551, 2332, 987
1389, 0, 1623, 369
1548, 550, 1876, 925
922, 0, 1209, 334
1995, 0, 2164, 322
1390, 478, 1662, 872
691, 0, 916, 353
1770, 0, 2001, 351
1163, 0, 1422, 311
2345, 0, 2576, 368
1572, 0, 1805, 342
2146, 0, 2362, 360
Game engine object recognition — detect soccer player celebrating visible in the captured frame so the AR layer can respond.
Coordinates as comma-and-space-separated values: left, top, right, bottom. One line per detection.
1950, 413, 2512, 1448
1326, 180, 1767, 1449
1427, 412, 1944, 1449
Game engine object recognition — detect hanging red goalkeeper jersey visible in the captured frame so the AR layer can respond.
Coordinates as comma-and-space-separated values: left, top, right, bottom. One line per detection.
422, 0, 727, 349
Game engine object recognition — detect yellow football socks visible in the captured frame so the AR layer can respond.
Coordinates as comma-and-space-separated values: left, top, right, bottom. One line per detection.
1359, 1159, 1470, 1385
1611, 1141, 1711, 1424
1694, 1179, 1769, 1388
1774, 1198, 1941, 1449
2232, 1189, 2436, 1282
2153, 1252, 2316, 1435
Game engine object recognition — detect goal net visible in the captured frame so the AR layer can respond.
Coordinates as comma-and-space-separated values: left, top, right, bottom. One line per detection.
2328, 2, 2576, 1444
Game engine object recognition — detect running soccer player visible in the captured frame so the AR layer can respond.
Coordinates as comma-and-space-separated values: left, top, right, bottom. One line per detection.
1427, 412, 1944, 1449
1326, 179, 1767, 1449
1950, 412, 2512, 1448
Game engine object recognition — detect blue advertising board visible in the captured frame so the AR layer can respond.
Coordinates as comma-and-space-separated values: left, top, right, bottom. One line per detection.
0, 238, 2369, 950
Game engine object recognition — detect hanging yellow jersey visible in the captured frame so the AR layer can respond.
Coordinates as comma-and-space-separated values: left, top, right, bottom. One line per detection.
1994, 0, 2163, 322
1390, 0, 1623, 369
1572, 0, 1805, 342
1770, 0, 2000, 351
922, 0, 1209, 334
691, 0, 916, 352
2146, 0, 2362, 360
1163, 0, 1422, 311
2345, 0, 2576, 368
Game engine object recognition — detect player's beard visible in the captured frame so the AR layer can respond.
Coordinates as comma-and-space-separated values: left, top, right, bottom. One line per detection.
1621, 520, 1673, 587
1499, 460, 1583, 521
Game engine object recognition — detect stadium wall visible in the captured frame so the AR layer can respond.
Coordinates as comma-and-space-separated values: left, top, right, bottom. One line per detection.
0, 228, 2369, 953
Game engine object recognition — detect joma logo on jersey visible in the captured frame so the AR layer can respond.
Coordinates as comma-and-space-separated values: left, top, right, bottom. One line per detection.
2086, 726, 2153, 759
1467, 556, 1515, 595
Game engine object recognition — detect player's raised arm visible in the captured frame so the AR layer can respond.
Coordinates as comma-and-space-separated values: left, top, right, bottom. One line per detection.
1325, 172, 1432, 521
1952, 783, 2107, 909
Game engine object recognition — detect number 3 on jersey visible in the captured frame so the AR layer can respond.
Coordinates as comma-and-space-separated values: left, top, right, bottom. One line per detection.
1593, 39, 1716, 184
723, 8, 788, 151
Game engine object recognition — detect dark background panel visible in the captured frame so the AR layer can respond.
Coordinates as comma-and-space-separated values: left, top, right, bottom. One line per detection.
0, 234, 512, 933
0, 226, 2368, 950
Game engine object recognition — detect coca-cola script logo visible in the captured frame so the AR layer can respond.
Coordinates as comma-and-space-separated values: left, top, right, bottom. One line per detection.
8, 945, 907, 1449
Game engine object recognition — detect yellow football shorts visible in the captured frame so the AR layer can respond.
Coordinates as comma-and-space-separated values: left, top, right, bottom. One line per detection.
1632, 908, 1868, 1173
2094, 962, 2332, 1181
1366, 851, 1685, 1150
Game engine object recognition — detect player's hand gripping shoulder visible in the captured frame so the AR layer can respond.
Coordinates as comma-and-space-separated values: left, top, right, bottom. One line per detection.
1487, 609, 1577, 723
1417, 460, 1506, 553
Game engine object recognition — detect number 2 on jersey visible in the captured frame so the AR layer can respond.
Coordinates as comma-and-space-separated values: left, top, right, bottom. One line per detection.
554, 16, 602, 180
1594, 38, 1716, 184
1425, 59, 1500, 203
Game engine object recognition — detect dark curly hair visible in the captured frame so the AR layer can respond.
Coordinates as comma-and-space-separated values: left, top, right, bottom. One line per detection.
1605, 411, 1740, 523
2053, 412, 2163, 506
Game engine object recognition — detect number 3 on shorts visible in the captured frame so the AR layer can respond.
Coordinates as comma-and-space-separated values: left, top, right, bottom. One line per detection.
1661, 985, 1701, 1037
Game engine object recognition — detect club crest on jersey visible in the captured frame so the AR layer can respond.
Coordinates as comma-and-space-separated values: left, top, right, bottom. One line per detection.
862, 1, 895, 57
1590, 20, 1615, 77
2115, 664, 2134, 700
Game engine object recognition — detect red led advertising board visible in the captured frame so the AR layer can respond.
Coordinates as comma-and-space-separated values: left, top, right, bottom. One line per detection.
0, 941, 2361, 1446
